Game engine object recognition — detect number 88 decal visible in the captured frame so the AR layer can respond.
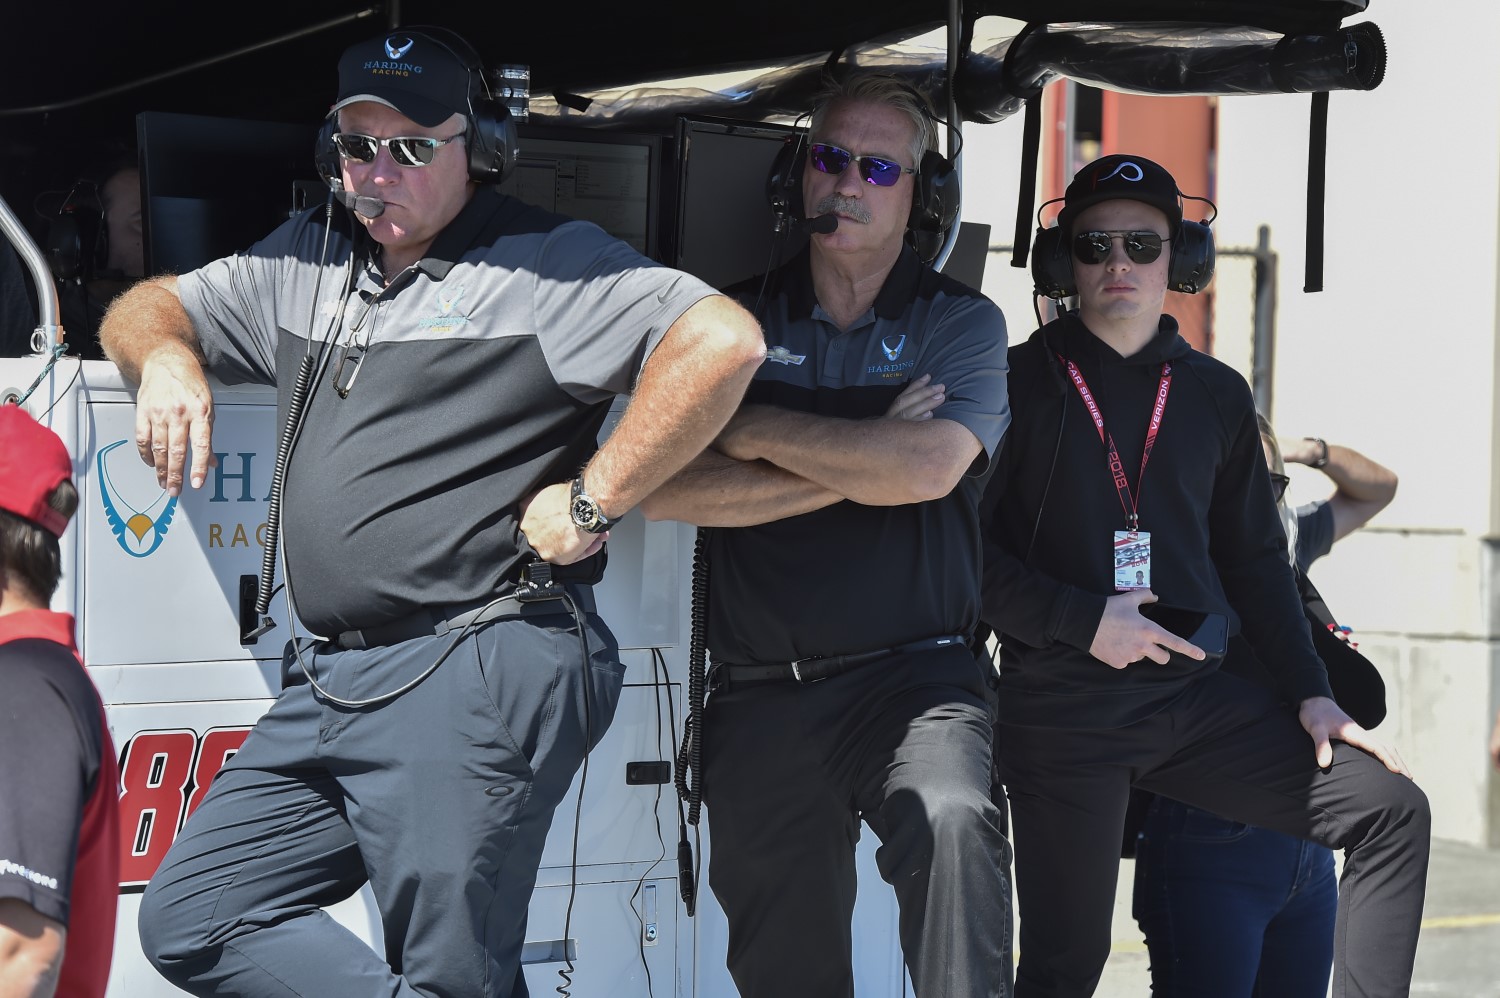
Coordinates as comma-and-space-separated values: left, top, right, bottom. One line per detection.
117, 727, 252, 888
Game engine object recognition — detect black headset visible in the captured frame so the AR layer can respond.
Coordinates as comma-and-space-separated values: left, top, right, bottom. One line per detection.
44, 182, 107, 282
765, 84, 961, 261
316, 26, 518, 186
1030, 193, 1217, 300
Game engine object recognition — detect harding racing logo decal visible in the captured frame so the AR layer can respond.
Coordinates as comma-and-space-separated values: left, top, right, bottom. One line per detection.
422, 286, 471, 332
98, 440, 179, 558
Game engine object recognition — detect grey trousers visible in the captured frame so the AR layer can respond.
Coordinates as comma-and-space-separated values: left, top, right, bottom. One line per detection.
703, 644, 1014, 998
998, 668, 1430, 998
138, 609, 624, 998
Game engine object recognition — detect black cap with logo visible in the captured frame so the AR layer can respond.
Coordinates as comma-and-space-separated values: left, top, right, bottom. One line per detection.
330, 31, 473, 127
1058, 154, 1183, 235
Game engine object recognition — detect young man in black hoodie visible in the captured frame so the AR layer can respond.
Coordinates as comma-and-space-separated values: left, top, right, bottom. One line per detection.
978, 154, 1429, 998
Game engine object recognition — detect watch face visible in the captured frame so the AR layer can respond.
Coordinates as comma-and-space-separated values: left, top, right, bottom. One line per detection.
570, 493, 602, 531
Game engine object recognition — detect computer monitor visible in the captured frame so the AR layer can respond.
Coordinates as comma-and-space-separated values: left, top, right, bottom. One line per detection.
137, 111, 321, 276
498, 124, 663, 260
671, 115, 806, 292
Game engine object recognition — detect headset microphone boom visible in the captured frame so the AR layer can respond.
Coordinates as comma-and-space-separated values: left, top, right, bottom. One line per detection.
335, 190, 385, 219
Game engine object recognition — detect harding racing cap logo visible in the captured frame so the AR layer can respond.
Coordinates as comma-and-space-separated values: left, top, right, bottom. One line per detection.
384, 36, 416, 60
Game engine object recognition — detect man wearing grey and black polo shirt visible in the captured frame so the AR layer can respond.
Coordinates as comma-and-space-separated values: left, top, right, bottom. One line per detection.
643, 71, 1013, 998
101, 26, 764, 998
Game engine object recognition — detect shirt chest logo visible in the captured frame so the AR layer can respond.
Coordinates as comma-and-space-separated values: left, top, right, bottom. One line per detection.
421, 285, 471, 331
765, 345, 807, 366
867, 332, 915, 378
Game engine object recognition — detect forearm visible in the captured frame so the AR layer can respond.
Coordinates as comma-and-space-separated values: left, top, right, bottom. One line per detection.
640, 448, 842, 526
0, 901, 64, 998
1283, 437, 1397, 504
1320, 445, 1398, 504
98, 277, 203, 383
584, 296, 764, 517
727, 407, 979, 505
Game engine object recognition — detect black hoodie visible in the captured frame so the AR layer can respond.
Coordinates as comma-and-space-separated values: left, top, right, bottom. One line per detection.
979, 313, 1333, 729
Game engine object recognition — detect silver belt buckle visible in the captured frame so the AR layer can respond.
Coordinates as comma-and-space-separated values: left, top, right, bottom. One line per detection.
791, 657, 822, 683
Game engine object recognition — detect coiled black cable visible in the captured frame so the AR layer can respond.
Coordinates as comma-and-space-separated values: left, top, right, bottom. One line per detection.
246, 194, 344, 638
674, 526, 710, 915
250, 352, 312, 626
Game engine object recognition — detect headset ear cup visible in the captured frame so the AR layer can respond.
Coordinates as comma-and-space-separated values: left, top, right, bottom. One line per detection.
314, 117, 341, 190
467, 96, 516, 183
908, 149, 958, 234
1167, 219, 1216, 294
1031, 225, 1075, 300
766, 133, 805, 224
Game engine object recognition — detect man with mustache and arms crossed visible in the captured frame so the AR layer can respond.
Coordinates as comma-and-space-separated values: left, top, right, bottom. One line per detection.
643, 70, 1014, 998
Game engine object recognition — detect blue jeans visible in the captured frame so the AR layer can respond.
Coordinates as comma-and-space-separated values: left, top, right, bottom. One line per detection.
1132, 795, 1337, 998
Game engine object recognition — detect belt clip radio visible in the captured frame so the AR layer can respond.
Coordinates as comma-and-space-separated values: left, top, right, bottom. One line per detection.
516, 561, 564, 604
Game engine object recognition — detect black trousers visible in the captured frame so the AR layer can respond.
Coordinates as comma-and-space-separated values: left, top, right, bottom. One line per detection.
704, 644, 1014, 998
997, 669, 1430, 998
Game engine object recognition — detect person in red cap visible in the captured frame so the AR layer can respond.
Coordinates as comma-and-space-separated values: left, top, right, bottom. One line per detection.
0, 404, 120, 998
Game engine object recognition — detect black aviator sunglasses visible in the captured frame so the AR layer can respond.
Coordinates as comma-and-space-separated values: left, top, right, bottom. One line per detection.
1072, 230, 1170, 266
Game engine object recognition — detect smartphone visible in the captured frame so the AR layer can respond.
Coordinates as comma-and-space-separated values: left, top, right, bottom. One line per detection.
1139, 602, 1228, 660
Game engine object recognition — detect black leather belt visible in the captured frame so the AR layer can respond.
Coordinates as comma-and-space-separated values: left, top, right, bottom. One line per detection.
332, 585, 596, 650
709, 634, 965, 692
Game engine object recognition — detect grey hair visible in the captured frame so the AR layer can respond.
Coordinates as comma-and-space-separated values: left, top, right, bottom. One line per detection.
807, 71, 938, 172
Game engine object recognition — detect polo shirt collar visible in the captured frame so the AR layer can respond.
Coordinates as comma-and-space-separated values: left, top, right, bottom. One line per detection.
364, 186, 508, 285
415, 186, 507, 280
0, 608, 78, 650
781, 242, 926, 323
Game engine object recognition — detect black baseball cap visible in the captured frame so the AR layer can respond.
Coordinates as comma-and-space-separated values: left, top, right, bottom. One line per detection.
1058, 154, 1183, 235
330, 30, 474, 127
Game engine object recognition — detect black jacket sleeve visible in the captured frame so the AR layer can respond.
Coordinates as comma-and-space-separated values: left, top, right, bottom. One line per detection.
1205, 379, 1334, 705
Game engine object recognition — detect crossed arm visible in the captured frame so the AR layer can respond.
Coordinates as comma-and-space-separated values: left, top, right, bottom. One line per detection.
641, 374, 980, 527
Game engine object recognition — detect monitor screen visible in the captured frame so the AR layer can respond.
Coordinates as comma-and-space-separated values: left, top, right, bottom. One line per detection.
497, 125, 662, 259
671, 115, 806, 292
137, 111, 321, 277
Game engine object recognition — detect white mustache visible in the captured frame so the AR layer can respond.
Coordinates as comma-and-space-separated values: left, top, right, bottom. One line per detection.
813, 194, 871, 224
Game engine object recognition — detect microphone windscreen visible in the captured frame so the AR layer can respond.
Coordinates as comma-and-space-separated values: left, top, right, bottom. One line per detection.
335, 190, 386, 218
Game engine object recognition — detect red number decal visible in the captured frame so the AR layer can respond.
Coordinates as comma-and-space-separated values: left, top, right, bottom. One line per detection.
118, 726, 253, 886
117, 730, 197, 886
186, 727, 251, 819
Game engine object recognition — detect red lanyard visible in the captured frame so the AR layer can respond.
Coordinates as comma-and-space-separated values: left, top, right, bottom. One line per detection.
1058, 355, 1173, 531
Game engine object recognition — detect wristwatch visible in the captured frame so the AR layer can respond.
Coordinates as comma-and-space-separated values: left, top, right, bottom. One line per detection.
1306, 437, 1330, 469
569, 474, 615, 534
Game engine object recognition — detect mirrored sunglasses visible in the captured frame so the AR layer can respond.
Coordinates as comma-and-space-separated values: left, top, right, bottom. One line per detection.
332, 132, 465, 168
808, 143, 915, 187
1072, 230, 1168, 265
